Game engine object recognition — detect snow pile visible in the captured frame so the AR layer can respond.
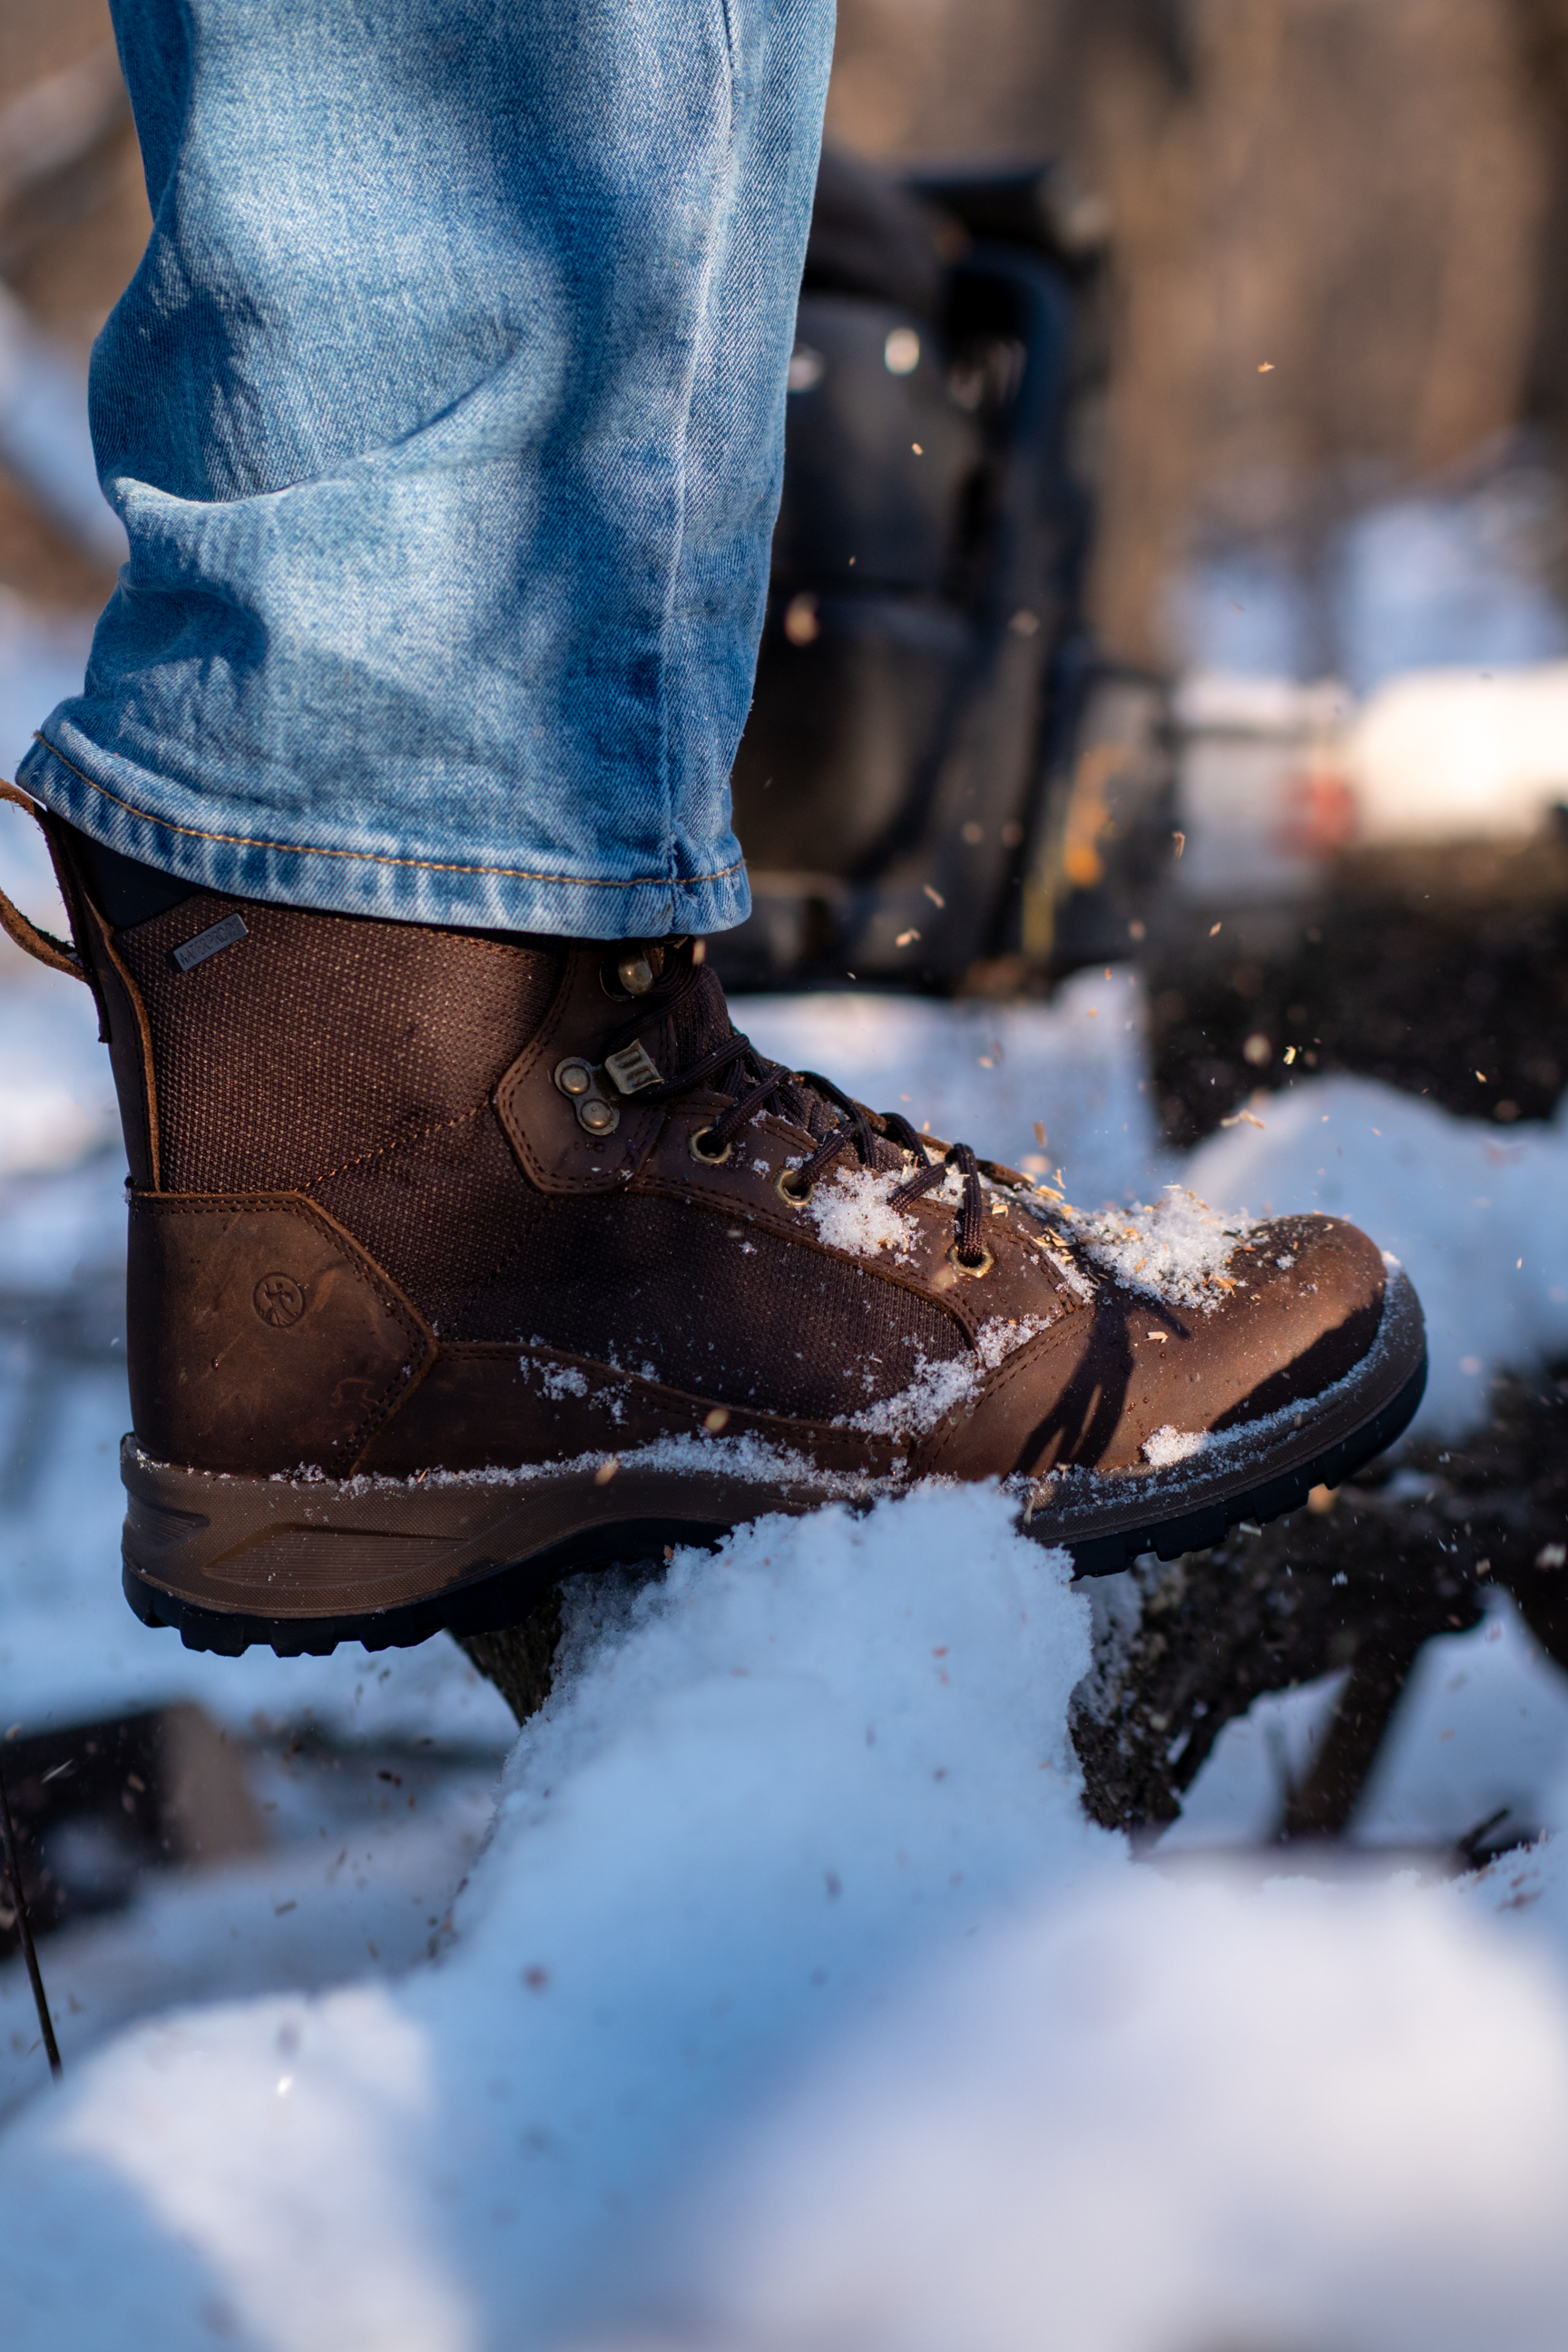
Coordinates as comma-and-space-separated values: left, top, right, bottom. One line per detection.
1167, 1585, 1568, 1858
1336, 461, 1568, 697
0, 1488, 1112, 2348
0, 1756, 498, 2121
1142, 1423, 1209, 1468
7, 1496, 1568, 2347
1061, 1183, 1253, 1313
1364, 1596, 1568, 1847
666, 1872, 1568, 2352
805, 1161, 916, 1259
1172, 448, 1568, 698
1188, 1073, 1568, 1432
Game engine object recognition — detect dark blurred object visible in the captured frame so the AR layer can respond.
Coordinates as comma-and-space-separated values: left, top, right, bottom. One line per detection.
1073, 1470, 1485, 1838
456, 1590, 564, 1728
1076, 1356, 1568, 1847
716, 149, 1173, 991
1146, 838, 1568, 1149
0, 1702, 264, 1951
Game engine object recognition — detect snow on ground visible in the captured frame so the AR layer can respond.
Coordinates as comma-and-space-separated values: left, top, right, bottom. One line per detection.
11, 958, 1568, 2344
0, 1741, 498, 2122
1187, 1071, 1568, 1433
0, 1493, 1108, 2348
1357, 1590, 1568, 1846
668, 1863, 1568, 2352
1171, 438, 1568, 695
5, 1496, 1568, 2350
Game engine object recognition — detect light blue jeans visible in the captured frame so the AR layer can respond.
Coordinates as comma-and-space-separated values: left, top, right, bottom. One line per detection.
18, 0, 834, 936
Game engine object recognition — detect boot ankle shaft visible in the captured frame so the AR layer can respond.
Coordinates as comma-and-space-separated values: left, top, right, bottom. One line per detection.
53, 842, 568, 1196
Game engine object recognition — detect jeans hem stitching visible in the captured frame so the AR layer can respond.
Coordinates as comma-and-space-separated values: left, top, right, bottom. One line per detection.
29, 736, 746, 895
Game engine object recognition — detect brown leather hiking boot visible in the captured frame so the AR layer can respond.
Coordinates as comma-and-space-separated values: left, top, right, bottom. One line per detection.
1, 790, 1426, 1657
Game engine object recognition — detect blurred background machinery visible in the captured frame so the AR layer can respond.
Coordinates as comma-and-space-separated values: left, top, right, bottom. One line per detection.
717, 149, 1174, 990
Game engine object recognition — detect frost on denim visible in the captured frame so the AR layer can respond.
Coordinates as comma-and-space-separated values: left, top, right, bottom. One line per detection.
19, 0, 834, 937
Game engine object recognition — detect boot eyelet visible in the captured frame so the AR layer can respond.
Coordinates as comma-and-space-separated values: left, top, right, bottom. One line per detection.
947, 1240, 994, 1278
690, 1126, 734, 1166
775, 1167, 813, 1206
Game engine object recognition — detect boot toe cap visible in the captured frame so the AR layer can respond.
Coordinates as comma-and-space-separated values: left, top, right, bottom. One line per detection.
920, 1210, 1395, 1481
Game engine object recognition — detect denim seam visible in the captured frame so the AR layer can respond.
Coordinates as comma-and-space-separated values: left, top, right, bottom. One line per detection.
653, 0, 740, 899
31, 736, 745, 893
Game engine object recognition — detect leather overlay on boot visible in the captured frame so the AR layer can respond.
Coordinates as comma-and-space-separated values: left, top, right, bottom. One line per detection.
920, 1213, 1387, 1482
41, 819, 1410, 1504
127, 1193, 434, 1476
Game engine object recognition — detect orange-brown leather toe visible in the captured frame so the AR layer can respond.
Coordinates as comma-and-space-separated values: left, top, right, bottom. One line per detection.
916, 1212, 1387, 1481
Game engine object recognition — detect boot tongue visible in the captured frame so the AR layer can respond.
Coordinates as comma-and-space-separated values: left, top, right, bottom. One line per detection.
657, 956, 737, 1072
644, 942, 904, 1166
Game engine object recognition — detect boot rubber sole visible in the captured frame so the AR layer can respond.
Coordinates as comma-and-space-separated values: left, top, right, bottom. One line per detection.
122, 1272, 1427, 1657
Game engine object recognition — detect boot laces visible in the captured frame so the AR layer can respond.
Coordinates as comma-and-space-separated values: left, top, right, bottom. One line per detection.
610, 956, 992, 1268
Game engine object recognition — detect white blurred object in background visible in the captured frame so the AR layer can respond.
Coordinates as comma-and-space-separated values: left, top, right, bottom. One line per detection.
1347, 662, 1568, 846
0, 279, 123, 569
1172, 671, 1356, 900
1176, 659, 1568, 874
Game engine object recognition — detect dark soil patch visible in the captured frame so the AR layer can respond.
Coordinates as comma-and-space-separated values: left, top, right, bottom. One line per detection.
1145, 838, 1568, 1148
1073, 1362, 1568, 1842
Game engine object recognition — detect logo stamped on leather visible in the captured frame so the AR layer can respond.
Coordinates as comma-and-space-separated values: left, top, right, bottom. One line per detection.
172, 912, 249, 971
253, 1272, 306, 1328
